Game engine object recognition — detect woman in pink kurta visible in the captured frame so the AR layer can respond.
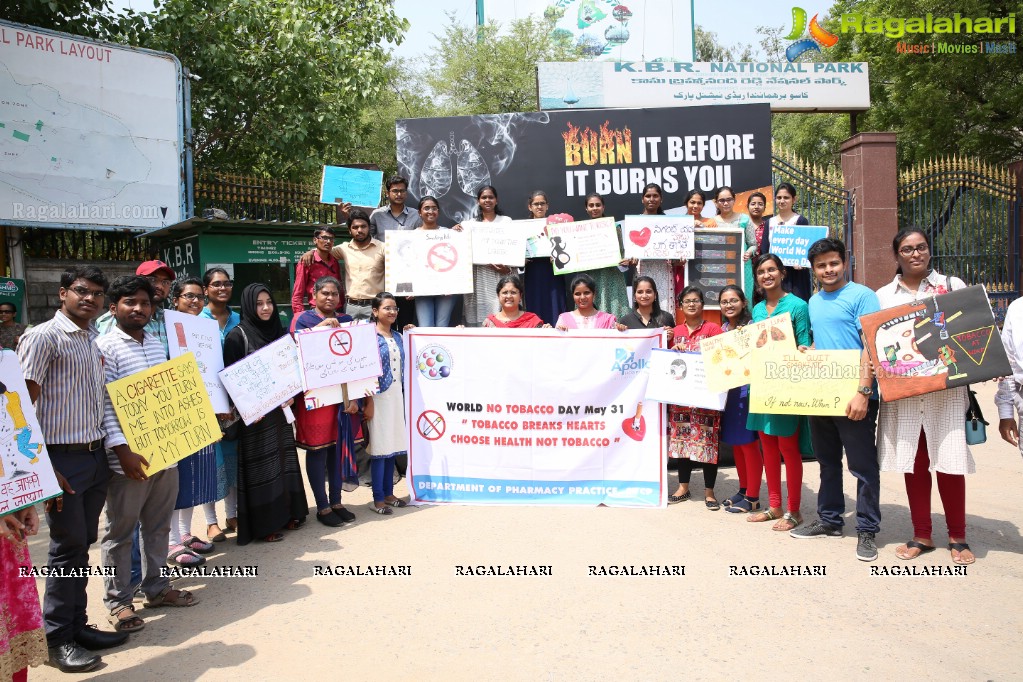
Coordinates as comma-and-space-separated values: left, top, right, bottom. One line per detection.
1, 506, 48, 682
555, 274, 618, 330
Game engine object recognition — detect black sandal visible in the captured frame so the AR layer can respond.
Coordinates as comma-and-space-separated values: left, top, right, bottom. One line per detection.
370, 505, 393, 515
668, 491, 691, 505
705, 498, 721, 511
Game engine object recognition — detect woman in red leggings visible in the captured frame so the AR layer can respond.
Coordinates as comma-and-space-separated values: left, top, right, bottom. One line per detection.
716, 286, 763, 514
742, 254, 812, 530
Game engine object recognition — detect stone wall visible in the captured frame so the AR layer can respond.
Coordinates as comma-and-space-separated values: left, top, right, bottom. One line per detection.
25, 259, 139, 325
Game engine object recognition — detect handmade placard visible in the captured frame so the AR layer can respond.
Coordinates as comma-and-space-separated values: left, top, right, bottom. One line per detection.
165, 310, 230, 413
768, 225, 829, 267
545, 217, 622, 274
644, 349, 727, 410
749, 347, 861, 416
319, 165, 384, 207
700, 313, 794, 392
219, 335, 304, 425
385, 230, 474, 296
861, 285, 1012, 401
295, 322, 382, 392
621, 215, 695, 260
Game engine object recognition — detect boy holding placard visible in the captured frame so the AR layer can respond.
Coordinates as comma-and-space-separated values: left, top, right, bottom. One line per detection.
791, 239, 883, 562
97, 276, 197, 635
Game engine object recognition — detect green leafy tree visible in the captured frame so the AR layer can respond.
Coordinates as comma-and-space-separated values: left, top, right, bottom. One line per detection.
427, 14, 581, 115
694, 26, 754, 61
1, 0, 150, 47
141, 0, 409, 180
825, 0, 1023, 166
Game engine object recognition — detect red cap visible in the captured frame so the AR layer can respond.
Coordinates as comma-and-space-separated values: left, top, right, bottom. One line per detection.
136, 260, 176, 280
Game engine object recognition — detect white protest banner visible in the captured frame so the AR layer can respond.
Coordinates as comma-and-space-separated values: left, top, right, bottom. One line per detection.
466, 220, 527, 267
769, 225, 829, 267
0, 350, 62, 514
165, 309, 230, 413
644, 349, 727, 410
385, 229, 473, 296
545, 217, 622, 274
303, 376, 379, 411
218, 335, 303, 425
295, 322, 382, 392
406, 329, 667, 507
622, 215, 695, 260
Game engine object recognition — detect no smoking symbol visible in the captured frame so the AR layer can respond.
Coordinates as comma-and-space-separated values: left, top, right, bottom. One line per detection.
417, 411, 445, 441
426, 243, 458, 272
328, 329, 353, 356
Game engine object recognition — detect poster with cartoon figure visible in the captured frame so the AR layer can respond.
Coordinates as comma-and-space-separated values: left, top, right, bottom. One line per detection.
861, 285, 1013, 401
0, 350, 62, 514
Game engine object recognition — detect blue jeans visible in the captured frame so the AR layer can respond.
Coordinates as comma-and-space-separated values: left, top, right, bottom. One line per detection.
809, 401, 881, 533
415, 295, 457, 327
370, 456, 395, 503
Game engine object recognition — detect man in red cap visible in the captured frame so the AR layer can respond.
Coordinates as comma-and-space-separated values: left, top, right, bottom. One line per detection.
95, 261, 175, 356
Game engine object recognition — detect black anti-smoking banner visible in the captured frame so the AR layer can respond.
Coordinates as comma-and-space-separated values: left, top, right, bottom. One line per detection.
396, 104, 773, 226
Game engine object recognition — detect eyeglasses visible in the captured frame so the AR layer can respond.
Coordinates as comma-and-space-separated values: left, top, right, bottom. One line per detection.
207, 280, 234, 289
389, 188, 407, 194
719, 299, 742, 306
898, 244, 929, 256
681, 299, 702, 306
178, 292, 202, 301
146, 276, 174, 287
380, 306, 399, 312
716, 197, 735, 203
69, 286, 106, 300
530, 201, 548, 207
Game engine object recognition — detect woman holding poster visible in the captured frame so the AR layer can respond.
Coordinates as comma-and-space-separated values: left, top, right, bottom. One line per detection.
743, 255, 812, 530
522, 190, 568, 325
292, 277, 359, 528
875, 228, 974, 565
223, 284, 309, 544
668, 286, 724, 508
460, 186, 512, 326
636, 183, 676, 318
717, 285, 762, 515
168, 278, 223, 563
200, 267, 241, 542
762, 183, 812, 301
577, 193, 630, 319
414, 197, 458, 327
367, 293, 407, 514
484, 275, 549, 329
713, 186, 756, 300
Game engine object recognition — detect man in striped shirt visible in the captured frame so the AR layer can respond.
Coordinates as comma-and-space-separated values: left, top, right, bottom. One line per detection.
97, 276, 197, 636
18, 265, 115, 672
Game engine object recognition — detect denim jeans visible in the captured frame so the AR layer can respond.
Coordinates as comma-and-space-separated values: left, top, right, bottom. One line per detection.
809, 400, 881, 533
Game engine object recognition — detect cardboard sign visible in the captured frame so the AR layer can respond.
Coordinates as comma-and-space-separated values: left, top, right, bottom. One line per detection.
644, 349, 727, 410
303, 376, 379, 411
687, 228, 744, 309
319, 165, 383, 207
749, 347, 861, 416
295, 323, 382, 392
385, 230, 474, 296
700, 313, 795, 392
165, 310, 230, 413
861, 285, 1012, 401
621, 215, 695, 260
0, 350, 62, 514
218, 335, 304, 425
465, 220, 528, 267
768, 225, 829, 267
106, 353, 222, 475
545, 217, 622, 274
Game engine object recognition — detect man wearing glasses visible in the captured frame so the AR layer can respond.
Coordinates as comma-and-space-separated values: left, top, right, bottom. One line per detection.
18, 266, 128, 672
95, 260, 175, 356
369, 175, 422, 240
291, 227, 343, 315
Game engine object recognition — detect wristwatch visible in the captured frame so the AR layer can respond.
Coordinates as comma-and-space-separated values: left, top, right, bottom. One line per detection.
857, 385, 872, 396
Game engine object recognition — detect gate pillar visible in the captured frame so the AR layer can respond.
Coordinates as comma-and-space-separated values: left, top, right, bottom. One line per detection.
840, 133, 899, 289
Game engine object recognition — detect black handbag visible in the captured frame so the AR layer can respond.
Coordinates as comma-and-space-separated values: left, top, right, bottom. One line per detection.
965, 388, 988, 445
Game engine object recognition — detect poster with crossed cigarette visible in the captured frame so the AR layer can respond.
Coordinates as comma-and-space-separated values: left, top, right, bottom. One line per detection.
860, 285, 1012, 401
385, 229, 473, 296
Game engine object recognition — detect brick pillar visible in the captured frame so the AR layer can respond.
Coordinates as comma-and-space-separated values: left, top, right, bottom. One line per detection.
840, 133, 899, 289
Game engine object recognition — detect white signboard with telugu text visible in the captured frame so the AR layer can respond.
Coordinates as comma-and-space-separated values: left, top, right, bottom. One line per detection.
622, 214, 695, 260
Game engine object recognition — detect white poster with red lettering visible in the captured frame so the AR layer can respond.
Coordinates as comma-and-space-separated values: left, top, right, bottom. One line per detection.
0, 350, 62, 514
405, 329, 667, 507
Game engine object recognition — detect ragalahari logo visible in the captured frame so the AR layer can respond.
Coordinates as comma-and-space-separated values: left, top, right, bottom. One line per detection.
785, 7, 839, 61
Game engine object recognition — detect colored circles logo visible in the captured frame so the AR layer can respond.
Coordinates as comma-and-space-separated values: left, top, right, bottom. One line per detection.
417, 344, 452, 380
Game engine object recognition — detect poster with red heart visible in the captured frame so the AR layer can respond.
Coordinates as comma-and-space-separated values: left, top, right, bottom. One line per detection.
621, 215, 695, 260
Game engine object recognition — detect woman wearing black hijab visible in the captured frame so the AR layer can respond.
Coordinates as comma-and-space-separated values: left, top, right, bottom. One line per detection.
223, 284, 309, 544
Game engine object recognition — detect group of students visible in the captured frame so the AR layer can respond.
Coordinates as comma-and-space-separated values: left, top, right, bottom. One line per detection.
1, 178, 1021, 679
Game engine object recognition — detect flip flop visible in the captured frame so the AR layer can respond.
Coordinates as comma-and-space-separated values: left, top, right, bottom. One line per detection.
182, 534, 215, 554
772, 512, 802, 532
896, 540, 936, 560
948, 542, 976, 565
747, 508, 780, 523
168, 546, 205, 567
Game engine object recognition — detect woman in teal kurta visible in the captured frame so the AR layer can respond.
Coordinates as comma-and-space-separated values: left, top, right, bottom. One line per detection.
743, 254, 813, 531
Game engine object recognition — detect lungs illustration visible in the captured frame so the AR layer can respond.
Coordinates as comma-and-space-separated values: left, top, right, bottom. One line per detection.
455, 138, 491, 196
419, 136, 452, 198
419, 132, 492, 199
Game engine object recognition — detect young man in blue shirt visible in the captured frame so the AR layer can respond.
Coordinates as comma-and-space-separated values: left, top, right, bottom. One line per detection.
790, 238, 883, 562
